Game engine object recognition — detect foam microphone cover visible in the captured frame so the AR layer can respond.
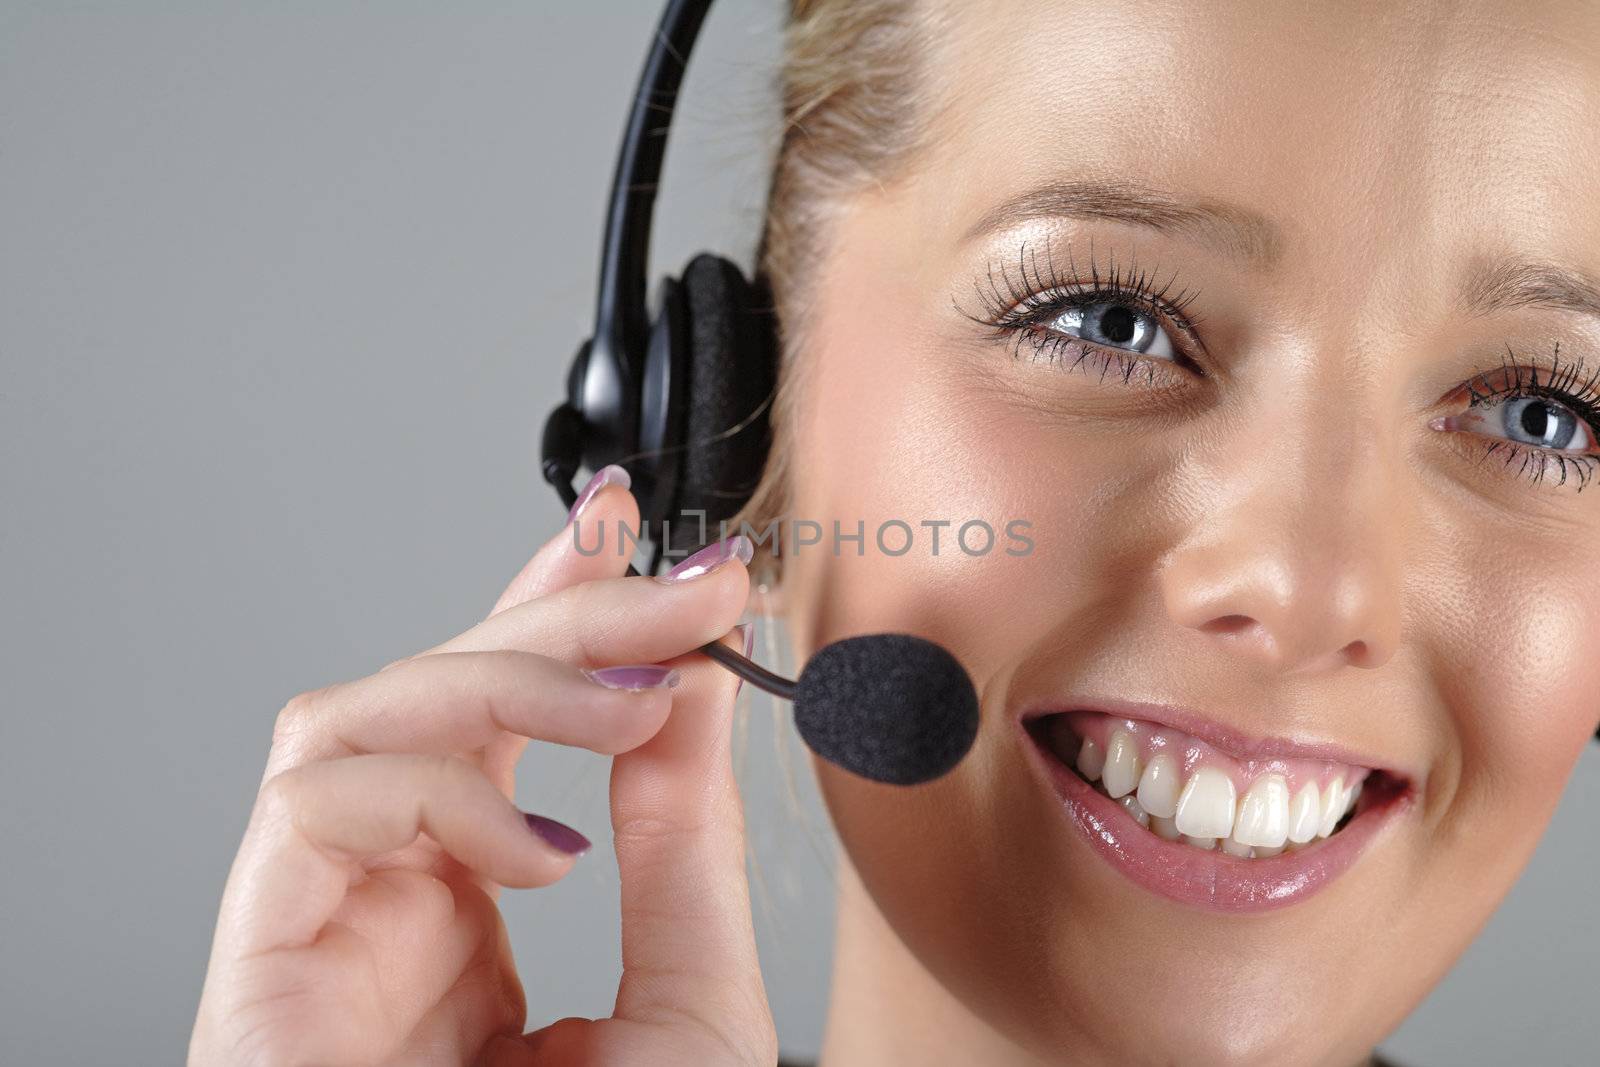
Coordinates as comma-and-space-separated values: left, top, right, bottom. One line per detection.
792, 634, 980, 785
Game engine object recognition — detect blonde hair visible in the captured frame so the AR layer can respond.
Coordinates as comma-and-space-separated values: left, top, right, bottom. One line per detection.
736, 0, 945, 566
728, 0, 949, 934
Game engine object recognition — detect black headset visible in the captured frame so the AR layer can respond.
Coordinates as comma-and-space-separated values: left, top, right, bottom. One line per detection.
540, 0, 777, 565
540, 0, 1600, 744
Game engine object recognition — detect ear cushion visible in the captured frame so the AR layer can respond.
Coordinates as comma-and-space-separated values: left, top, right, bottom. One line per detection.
668, 252, 779, 549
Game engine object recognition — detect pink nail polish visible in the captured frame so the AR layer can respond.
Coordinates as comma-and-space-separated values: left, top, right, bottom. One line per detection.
568, 464, 630, 525
584, 664, 682, 690
655, 535, 754, 583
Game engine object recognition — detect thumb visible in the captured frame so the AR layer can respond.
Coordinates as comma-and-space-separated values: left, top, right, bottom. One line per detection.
608, 621, 777, 1063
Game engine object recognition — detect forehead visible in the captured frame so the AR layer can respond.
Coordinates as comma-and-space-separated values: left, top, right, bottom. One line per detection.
922, 0, 1600, 266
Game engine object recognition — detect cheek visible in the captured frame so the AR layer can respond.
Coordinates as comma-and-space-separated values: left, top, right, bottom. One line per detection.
785, 269, 1136, 673
1430, 565, 1600, 840
781, 231, 1183, 1001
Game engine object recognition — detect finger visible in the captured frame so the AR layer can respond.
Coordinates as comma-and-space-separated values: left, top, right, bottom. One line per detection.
421, 538, 751, 666
608, 626, 776, 1061
222, 753, 592, 957
477, 466, 641, 803
318, 869, 523, 1065
388, 926, 525, 1067
266, 650, 678, 772
489, 465, 638, 617
271, 555, 748, 779
209, 871, 513, 1067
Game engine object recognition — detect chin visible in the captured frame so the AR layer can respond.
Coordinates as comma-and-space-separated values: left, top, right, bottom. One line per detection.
813, 686, 1522, 1067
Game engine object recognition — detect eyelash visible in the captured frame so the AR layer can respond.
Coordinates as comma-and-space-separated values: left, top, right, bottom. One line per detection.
958, 243, 1600, 494
1455, 344, 1600, 492
958, 239, 1205, 387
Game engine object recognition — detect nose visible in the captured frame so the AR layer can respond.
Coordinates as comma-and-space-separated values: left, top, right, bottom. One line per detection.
1158, 411, 1405, 675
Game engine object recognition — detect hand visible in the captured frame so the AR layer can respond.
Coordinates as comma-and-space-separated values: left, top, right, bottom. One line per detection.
189, 477, 777, 1065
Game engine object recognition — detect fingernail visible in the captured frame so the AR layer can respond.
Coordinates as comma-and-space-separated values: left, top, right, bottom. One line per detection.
568, 464, 630, 525
583, 664, 682, 690
655, 534, 753, 583
524, 812, 592, 855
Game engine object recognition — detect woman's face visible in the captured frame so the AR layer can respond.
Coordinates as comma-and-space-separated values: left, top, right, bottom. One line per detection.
777, 0, 1600, 1062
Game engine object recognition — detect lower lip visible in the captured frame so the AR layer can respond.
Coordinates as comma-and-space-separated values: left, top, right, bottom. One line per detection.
1020, 722, 1406, 913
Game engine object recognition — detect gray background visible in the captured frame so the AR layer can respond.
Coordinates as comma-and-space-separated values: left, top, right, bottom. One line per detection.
1, 3, 1595, 1064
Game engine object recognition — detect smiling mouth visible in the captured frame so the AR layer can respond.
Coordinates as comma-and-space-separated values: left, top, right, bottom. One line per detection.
1022, 709, 1413, 910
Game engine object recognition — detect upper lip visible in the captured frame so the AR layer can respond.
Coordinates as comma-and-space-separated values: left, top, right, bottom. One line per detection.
1018, 695, 1408, 778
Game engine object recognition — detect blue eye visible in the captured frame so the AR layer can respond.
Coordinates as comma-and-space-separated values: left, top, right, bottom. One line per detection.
1447, 395, 1596, 453
1044, 301, 1177, 360
1499, 397, 1590, 451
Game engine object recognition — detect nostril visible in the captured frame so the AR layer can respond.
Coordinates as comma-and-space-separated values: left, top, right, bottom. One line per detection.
1201, 614, 1259, 638
1196, 615, 1291, 668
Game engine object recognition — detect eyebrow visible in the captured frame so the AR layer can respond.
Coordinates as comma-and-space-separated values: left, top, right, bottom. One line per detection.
959, 178, 1284, 267
1460, 256, 1600, 321
964, 179, 1600, 325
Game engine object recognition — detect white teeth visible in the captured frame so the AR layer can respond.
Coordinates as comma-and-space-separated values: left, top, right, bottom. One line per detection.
1317, 777, 1347, 838
1231, 774, 1290, 848
1221, 835, 1253, 857
1117, 794, 1150, 827
1135, 754, 1181, 818
1076, 737, 1105, 781
1174, 767, 1237, 839
1056, 719, 1372, 857
1150, 814, 1183, 841
1102, 730, 1142, 799
1287, 782, 1322, 844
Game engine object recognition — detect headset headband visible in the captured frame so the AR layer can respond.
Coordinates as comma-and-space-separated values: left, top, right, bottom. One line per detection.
545, 0, 717, 491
